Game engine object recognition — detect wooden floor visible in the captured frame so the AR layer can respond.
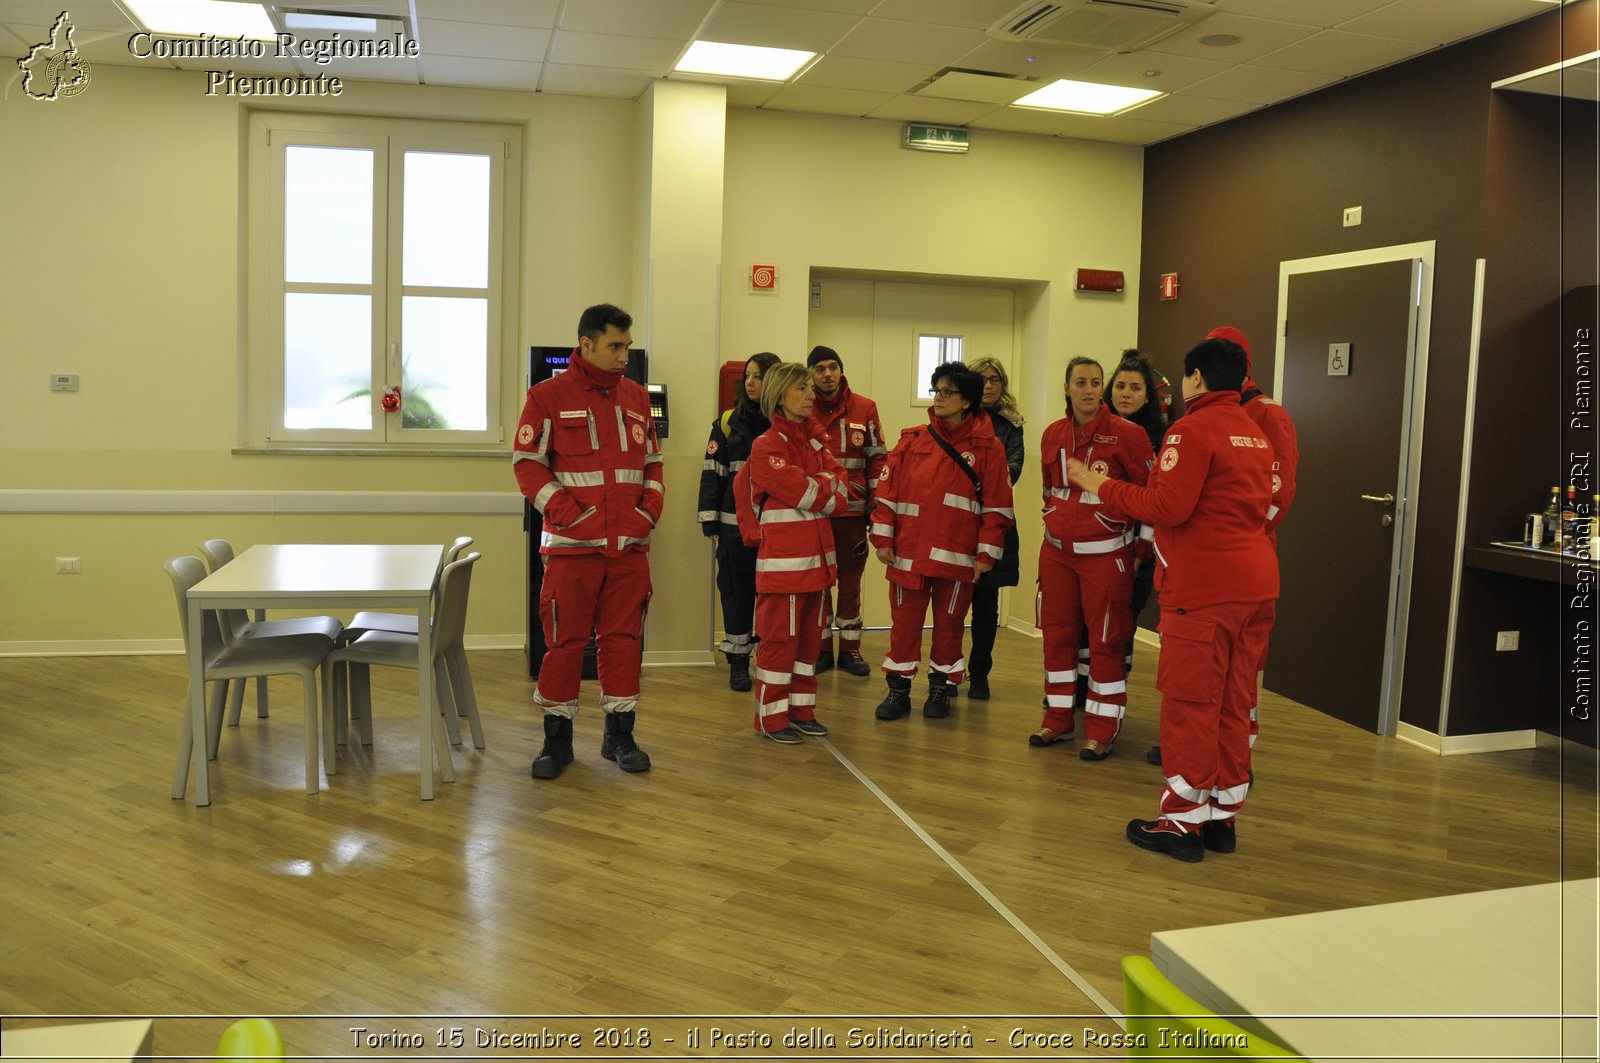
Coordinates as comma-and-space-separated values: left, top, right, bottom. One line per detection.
1, 631, 1594, 1058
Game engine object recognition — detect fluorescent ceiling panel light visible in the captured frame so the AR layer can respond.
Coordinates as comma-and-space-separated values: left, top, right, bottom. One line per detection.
675, 40, 814, 81
1012, 78, 1163, 115
283, 13, 380, 33
123, 0, 276, 40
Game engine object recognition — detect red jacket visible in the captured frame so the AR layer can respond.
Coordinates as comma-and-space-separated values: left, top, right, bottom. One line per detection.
870, 410, 1015, 587
747, 415, 848, 594
1039, 404, 1153, 554
1241, 387, 1299, 538
807, 378, 887, 518
512, 352, 664, 557
1096, 390, 1277, 609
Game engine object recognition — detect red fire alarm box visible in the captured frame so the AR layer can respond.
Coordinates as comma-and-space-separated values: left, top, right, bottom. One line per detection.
718, 360, 745, 412
1076, 268, 1125, 293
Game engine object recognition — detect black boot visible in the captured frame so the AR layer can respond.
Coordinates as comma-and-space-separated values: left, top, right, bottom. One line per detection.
874, 674, 912, 720
814, 647, 835, 675
531, 714, 574, 780
601, 710, 651, 773
727, 652, 752, 692
923, 674, 952, 718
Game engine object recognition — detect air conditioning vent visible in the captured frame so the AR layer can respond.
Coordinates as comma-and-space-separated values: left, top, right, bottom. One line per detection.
991, 0, 1216, 53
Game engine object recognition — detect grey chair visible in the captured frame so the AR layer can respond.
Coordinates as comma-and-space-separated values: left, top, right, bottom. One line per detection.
165, 556, 331, 797
323, 552, 485, 784
337, 535, 476, 741
198, 538, 343, 725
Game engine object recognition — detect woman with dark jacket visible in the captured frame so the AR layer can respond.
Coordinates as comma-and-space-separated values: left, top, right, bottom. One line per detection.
966, 356, 1025, 700
699, 351, 781, 691
1107, 349, 1172, 641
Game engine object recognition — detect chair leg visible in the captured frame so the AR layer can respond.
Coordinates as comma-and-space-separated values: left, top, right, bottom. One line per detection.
429, 686, 456, 784
320, 663, 339, 777
256, 676, 270, 719
224, 678, 244, 727
353, 663, 374, 746
206, 679, 228, 761
302, 670, 320, 795
446, 647, 485, 749
435, 663, 463, 747
172, 685, 197, 799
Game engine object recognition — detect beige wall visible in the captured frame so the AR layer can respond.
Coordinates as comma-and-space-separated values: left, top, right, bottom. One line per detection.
2, 60, 1144, 659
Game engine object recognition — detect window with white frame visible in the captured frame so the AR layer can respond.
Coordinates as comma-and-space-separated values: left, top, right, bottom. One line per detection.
246, 113, 520, 448
914, 333, 964, 404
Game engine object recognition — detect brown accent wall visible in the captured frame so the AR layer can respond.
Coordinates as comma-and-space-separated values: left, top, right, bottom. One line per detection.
1138, 1, 1597, 740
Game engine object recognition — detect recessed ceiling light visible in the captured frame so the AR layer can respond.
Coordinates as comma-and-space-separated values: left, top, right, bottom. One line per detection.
123, 0, 276, 39
283, 12, 380, 33
675, 40, 815, 81
1011, 78, 1164, 116
1200, 33, 1243, 47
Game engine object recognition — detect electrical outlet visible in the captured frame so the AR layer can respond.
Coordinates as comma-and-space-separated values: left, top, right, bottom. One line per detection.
1495, 630, 1519, 652
1342, 206, 1362, 227
55, 557, 82, 575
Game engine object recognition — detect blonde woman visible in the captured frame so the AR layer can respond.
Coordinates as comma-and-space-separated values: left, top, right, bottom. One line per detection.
966, 356, 1025, 700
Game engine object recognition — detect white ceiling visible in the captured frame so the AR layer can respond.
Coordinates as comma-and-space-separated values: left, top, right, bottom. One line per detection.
0, 0, 1569, 145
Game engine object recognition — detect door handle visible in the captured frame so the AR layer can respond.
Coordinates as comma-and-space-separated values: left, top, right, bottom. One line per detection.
1360, 493, 1395, 507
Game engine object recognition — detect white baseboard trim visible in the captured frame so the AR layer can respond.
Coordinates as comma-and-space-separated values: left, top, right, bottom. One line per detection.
644, 650, 718, 667
1133, 626, 1159, 648
1396, 721, 1538, 756
1534, 729, 1600, 763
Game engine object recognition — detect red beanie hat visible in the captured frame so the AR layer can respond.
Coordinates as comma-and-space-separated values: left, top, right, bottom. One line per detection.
1205, 325, 1251, 371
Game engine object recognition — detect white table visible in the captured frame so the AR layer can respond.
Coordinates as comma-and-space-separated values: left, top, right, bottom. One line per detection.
1151, 877, 1599, 1062
179, 543, 445, 805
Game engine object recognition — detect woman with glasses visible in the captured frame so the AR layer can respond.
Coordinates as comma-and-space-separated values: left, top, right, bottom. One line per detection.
869, 362, 1015, 722
1031, 356, 1153, 760
699, 352, 782, 691
965, 356, 1026, 700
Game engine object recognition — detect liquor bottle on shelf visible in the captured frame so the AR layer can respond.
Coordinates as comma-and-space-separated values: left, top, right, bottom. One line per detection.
1560, 485, 1578, 553
1541, 486, 1561, 549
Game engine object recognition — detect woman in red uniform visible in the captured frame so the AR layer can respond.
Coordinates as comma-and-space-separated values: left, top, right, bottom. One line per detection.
744, 362, 849, 744
1031, 356, 1153, 759
870, 362, 1014, 721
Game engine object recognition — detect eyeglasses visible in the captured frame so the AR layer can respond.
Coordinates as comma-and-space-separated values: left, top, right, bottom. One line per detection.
929, 387, 961, 399
979, 375, 1002, 385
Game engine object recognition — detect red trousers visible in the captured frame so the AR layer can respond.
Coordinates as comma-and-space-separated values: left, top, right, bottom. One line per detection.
884, 578, 973, 682
821, 516, 869, 650
1153, 598, 1274, 831
1249, 598, 1276, 747
535, 552, 651, 716
1038, 543, 1134, 745
753, 590, 823, 732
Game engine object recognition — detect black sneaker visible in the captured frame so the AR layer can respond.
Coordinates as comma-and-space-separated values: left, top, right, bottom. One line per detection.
1146, 745, 1163, 766
1126, 818, 1204, 863
968, 675, 991, 700
790, 718, 828, 736
814, 648, 835, 675
1202, 820, 1236, 854
758, 725, 804, 745
838, 649, 871, 677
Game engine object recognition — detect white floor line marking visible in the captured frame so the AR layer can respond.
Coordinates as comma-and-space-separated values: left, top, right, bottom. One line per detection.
819, 736, 1124, 1022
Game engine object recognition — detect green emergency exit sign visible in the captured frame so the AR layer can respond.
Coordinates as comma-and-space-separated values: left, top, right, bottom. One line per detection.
903, 123, 969, 153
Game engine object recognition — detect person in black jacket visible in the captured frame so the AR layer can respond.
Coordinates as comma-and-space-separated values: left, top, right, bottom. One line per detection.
699, 352, 780, 690
966, 356, 1025, 700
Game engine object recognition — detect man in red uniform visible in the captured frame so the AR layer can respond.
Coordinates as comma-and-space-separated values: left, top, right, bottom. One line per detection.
1148, 325, 1299, 766
1068, 336, 1276, 862
513, 303, 663, 780
806, 345, 887, 677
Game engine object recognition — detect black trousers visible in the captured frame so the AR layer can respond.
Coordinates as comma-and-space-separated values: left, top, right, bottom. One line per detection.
969, 583, 1001, 680
715, 537, 759, 655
